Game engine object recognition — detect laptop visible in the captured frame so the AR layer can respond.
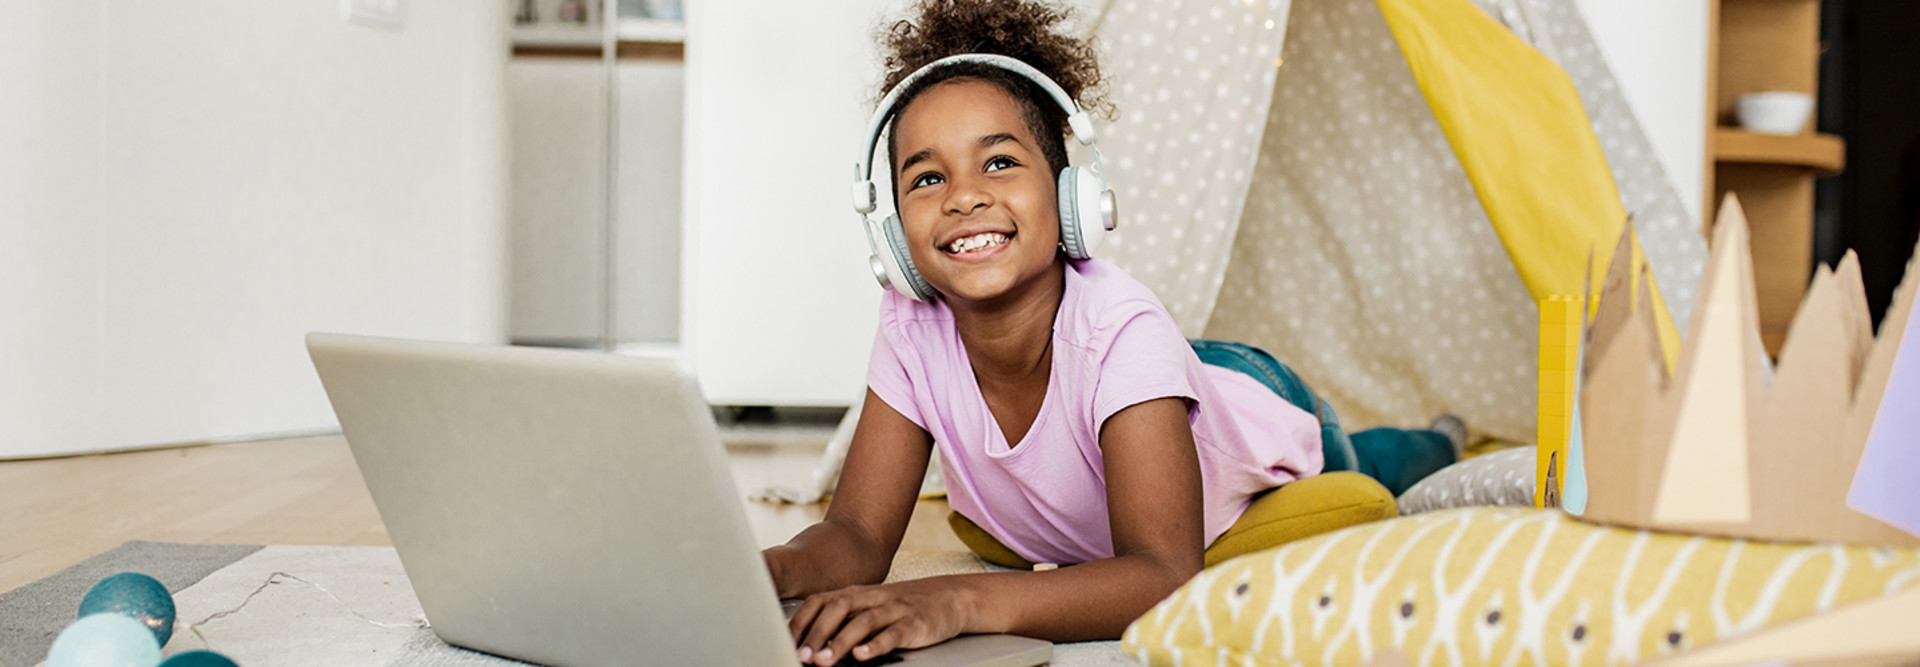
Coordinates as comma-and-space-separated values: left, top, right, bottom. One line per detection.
306, 333, 1052, 667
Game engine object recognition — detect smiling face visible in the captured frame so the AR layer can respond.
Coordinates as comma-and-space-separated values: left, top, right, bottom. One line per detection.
891, 78, 1063, 307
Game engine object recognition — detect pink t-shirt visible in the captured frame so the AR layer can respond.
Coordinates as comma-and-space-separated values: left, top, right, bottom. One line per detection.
865, 258, 1323, 565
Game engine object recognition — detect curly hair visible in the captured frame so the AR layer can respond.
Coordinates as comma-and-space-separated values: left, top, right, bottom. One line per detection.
875, 0, 1114, 183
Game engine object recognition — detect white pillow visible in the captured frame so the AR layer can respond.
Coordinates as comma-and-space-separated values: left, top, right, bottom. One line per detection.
1396, 446, 1533, 514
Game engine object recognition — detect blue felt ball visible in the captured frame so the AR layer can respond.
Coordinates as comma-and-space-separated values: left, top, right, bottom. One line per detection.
46, 613, 162, 667
157, 650, 239, 667
78, 572, 176, 647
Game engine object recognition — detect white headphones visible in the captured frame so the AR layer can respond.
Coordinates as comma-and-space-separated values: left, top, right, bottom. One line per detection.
851, 54, 1118, 301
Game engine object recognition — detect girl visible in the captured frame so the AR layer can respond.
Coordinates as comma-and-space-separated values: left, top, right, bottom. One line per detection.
764, 1, 1462, 663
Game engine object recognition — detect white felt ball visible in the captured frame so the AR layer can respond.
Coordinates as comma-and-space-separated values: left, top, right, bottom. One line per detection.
46, 614, 161, 667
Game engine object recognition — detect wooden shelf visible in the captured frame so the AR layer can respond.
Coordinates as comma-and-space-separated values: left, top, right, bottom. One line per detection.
509, 19, 685, 59
510, 24, 603, 49
1714, 128, 1845, 172
1705, 0, 1831, 357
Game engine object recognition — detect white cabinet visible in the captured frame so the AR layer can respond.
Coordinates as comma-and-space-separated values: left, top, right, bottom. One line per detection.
509, 59, 607, 345
507, 56, 683, 347
617, 60, 684, 344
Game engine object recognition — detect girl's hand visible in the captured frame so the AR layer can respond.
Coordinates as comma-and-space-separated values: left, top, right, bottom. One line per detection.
787, 579, 972, 666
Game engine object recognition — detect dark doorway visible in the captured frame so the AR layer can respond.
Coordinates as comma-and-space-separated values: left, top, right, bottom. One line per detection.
1818, 0, 1920, 326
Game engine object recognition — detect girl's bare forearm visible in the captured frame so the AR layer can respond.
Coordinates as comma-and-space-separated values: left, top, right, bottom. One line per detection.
771, 517, 898, 598
942, 554, 1195, 642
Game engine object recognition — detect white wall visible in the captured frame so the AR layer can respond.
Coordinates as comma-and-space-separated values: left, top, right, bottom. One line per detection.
684, 0, 908, 406
0, 1, 509, 458
0, 1, 105, 456
1574, 0, 1710, 223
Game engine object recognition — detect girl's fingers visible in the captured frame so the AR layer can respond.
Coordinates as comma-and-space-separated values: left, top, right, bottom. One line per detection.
787, 595, 825, 642
850, 624, 909, 663
824, 604, 907, 665
800, 595, 857, 659
790, 587, 871, 641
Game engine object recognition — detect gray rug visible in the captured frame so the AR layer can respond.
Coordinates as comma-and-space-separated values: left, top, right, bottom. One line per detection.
1, 543, 1136, 666
0, 541, 263, 667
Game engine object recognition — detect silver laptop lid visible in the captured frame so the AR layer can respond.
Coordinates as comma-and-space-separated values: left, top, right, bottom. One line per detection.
307, 333, 796, 667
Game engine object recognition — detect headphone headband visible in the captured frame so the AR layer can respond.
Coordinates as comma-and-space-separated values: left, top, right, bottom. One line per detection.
852, 53, 1095, 214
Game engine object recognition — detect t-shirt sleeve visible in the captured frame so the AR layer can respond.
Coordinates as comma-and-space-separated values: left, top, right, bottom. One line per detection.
1090, 305, 1199, 432
865, 321, 926, 430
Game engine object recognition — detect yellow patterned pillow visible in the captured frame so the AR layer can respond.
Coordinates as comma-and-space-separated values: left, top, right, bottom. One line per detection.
1122, 507, 1920, 666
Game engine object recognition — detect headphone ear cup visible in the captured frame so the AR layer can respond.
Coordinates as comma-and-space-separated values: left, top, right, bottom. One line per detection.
1056, 166, 1088, 259
1057, 166, 1106, 259
880, 213, 936, 301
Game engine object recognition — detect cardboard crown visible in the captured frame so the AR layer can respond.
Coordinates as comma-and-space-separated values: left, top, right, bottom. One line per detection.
1575, 195, 1919, 547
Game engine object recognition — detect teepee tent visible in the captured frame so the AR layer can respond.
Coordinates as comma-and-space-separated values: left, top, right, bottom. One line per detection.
760, 0, 1711, 503
1093, 0, 1706, 443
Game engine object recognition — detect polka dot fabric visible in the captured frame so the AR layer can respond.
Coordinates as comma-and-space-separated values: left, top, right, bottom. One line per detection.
1203, 0, 1543, 440
1397, 446, 1536, 515
1089, 0, 1294, 336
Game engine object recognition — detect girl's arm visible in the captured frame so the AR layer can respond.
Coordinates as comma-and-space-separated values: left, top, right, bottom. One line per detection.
764, 388, 934, 599
789, 397, 1204, 665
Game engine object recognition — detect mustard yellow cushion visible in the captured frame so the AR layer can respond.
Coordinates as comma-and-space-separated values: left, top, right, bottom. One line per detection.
1206, 472, 1398, 568
948, 472, 1398, 569
948, 511, 1036, 569
1122, 506, 1920, 666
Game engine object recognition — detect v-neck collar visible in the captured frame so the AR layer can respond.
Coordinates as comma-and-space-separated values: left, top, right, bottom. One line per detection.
961, 338, 1059, 457
956, 273, 1071, 457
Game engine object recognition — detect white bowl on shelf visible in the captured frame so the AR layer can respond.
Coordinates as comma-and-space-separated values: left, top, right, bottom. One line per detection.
1736, 92, 1815, 136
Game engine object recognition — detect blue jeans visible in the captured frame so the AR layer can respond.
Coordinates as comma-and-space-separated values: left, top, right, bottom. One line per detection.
1188, 339, 1457, 496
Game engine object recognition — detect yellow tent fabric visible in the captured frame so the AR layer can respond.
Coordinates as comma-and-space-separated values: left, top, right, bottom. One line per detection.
1376, 0, 1681, 369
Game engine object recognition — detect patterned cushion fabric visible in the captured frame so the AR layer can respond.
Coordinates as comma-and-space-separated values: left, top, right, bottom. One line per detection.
1122, 507, 1920, 666
1397, 447, 1535, 515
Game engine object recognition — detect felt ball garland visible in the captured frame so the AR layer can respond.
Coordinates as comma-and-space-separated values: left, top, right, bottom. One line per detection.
46, 614, 160, 667
47, 567, 422, 665
46, 572, 240, 667
157, 651, 241, 667
78, 572, 176, 647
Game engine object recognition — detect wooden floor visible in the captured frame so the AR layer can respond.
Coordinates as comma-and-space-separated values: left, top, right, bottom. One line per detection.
0, 435, 962, 593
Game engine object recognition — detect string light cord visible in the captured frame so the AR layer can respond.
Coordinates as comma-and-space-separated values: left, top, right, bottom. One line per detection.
181, 571, 429, 648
